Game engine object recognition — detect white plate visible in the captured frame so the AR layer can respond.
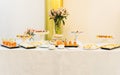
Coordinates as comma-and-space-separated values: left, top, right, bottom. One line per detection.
40, 45, 49, 48
83, 47, 99, 50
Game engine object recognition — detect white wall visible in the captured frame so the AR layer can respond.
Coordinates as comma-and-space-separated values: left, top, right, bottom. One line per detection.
64, 0, 120, 43
0, 0, 45, 39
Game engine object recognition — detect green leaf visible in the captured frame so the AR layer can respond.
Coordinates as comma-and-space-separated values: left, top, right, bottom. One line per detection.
51, 12, 54, 16
64, 16, 67, 19
62, 20, 65, 25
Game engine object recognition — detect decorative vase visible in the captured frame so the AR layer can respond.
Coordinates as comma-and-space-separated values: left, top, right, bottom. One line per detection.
54, 20, 63, 34
55, 25, 62, 34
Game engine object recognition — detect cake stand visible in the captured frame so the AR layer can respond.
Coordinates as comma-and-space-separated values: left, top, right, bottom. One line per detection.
71, 31, 83, 41
96, 35, 113, 46
16, 34, 32, 43
71, 31, 83, 45
34, 31, 49, 41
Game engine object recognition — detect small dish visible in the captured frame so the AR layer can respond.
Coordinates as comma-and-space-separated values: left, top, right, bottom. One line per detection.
49, 45, 56, 50
58, 45, 65, 49
40, 44, 49, 48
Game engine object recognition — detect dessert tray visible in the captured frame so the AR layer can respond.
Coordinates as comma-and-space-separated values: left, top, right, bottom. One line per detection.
101, 44, 120, 50
55, 40, 79, 48
1, 44, 19, 49
19, 43, 36, 49
1, 38, 19, 49
56, 45, 79, 48
64, 45, 79, 47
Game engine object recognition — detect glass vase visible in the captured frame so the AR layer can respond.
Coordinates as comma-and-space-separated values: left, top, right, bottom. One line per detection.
54, 20, 63, 34
55, 24, 62, 34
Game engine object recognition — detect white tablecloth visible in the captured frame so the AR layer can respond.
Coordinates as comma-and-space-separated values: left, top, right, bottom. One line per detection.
0, 47, 120, 75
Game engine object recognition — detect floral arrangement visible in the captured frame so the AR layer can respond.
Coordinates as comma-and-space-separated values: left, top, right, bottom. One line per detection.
49, 8, 68, 34
25, 29, 35, 40
25, 29, 35, 36
49, 8, 69, 26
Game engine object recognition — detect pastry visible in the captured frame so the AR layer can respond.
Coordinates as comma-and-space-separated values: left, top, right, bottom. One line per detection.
83, 44, 99, 50
2, 39, 17, 47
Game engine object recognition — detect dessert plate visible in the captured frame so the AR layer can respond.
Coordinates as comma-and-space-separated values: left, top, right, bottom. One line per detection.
101, 44, 120, 50
83, 43, 99, 50
20, 46, 36, 49
19, 43, 36, 49
40, 45, 49, 48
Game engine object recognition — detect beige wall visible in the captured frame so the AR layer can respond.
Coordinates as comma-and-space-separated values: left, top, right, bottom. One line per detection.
0, 0, 44, 39
64, 0, 120, 43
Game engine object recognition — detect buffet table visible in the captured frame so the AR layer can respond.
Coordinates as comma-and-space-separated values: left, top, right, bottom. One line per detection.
0, 47, 120, 75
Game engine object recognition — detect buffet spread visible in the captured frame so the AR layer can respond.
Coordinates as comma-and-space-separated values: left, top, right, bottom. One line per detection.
1, 29, 119, 50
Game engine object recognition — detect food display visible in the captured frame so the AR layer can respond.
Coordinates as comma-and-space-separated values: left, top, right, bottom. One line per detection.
2, 27, 120, 51
55, 40, 79, 47
64, 41, 78, 47
27, 41, 50, 48
83, 43, 99, 50
101, 44, 120, 50
1, 39, 19, 49
52, 34, 64, 45
56, 40, 64, 45
19, 42, 36, 49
